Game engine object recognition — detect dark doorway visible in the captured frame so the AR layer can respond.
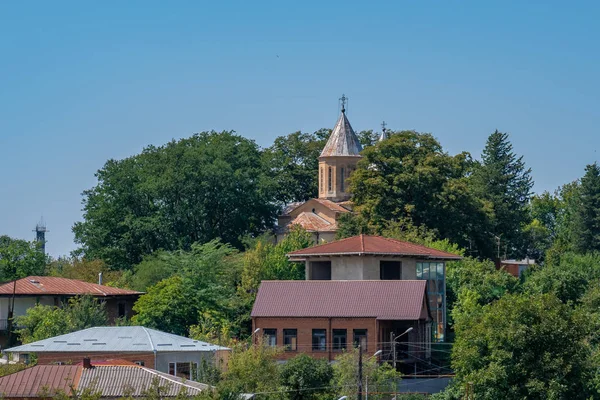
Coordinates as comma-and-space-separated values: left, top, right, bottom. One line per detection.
311, 261, 332, 280
380, 261, 401, 280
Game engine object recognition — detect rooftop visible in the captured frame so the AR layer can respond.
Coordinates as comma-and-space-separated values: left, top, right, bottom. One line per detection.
5, 326, 228, 354
320, 110, 363, 158
251, 280, 429, 320
0, 276, 141, 297
289, 212, 337, 232
0, 363, 209, 398
287, 235, 462, 260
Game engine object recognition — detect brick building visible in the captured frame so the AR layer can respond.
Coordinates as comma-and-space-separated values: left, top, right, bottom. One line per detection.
252, 280, 432, 363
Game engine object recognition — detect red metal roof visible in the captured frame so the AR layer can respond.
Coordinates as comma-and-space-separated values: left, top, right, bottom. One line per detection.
251, 280, 428, 320
0, 365, 79, 397
287, 235, 462, 260
0, 276, 141, 297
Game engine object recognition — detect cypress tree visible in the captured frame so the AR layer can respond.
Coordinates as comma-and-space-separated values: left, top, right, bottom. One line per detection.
574, 163, 600, 253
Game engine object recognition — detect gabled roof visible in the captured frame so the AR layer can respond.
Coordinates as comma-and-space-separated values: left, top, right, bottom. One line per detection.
280, 198, 351, 216
251, 280, 429, 320
0, 276, 141, 297
0, 363, 208, 398
320, 111, 363, 157
287, 235, 462, 260
289, 212, 337, 232
5, 326, 228, 353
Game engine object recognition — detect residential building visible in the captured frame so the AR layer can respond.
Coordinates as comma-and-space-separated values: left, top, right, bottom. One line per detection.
276, 98, 360, 242
251, 280, 432, 365
0, 276, 142, 334
0, 359, 210, 398
499, 259, 536, 277
287, 235, 461, 342
5, 326, 229, 379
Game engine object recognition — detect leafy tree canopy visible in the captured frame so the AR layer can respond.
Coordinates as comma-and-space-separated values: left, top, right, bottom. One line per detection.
279, 353, 333, 400
0, 236, 46, 281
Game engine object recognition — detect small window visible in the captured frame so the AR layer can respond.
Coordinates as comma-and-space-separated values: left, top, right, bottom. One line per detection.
353, 329, 368, 351
118, 303, 126, 318
380, 261, 401, 280
169, 362, 193, 379
320, 168, 323, 193
340, 167, 345, 192
263, 329, 277, 347
283, 329, 297, 351
333, 329, 347, 351
169, 362, 175, 375
328, 167, 332, 191
311, 261, 331, 280
312, 329, 326, 351
134, 360, 145, 366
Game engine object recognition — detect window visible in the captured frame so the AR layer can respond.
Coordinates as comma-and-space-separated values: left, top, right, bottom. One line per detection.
263, 329, 277, 347
134, 360, 145, 366
312, 329, 326, 351
118, 303, 126, 318
310, 261, 331, 280
283, 329, 297, 351
320, 168, 323, 193
340, 167, 345, 192
380, 261, 401, 280
353, 329, 368, 351
333, 329, 347, 351
328, 167, 332, 191
169, 362, 196, 380
417, 262, 446, 342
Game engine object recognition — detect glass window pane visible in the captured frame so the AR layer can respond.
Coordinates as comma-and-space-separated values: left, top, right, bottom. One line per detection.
312, 329, 326, 351
284, 329, 297, 351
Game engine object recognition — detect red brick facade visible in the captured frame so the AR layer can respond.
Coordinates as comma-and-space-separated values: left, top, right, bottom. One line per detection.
252, 317, 379, 361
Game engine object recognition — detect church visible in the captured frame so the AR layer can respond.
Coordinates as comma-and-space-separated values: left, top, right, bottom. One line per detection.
276, 96, 368, 243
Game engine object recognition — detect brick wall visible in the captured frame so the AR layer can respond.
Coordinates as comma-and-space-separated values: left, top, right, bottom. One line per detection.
252, 317, 378, 361
34, 352, 156, 368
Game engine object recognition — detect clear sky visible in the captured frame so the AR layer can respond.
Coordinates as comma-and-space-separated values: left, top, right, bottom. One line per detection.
1, 1, 598, 259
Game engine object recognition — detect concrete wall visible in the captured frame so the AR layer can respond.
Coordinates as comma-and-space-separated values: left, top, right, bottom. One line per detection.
304, 256, 420, 281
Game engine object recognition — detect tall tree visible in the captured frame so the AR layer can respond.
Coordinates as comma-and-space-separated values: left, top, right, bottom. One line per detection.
573, 163, 600, 253
0, 236, 46, 281
470, 130, 533, 258
73, 131, 276, 269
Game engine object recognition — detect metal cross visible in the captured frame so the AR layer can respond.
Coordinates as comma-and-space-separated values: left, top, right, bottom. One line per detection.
339, 94, 347, 112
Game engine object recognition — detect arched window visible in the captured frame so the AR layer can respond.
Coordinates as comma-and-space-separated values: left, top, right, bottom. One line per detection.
320, 168, 323, 193
340, 167, 345, 192
328, 167, 332, 192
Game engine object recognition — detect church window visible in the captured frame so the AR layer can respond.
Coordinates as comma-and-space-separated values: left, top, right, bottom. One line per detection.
328, 167, 332, 192
320, 168, 323, 193
341, 167, 345, 192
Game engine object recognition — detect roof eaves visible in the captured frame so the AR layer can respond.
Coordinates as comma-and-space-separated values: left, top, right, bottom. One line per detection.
287, 251, 462, 259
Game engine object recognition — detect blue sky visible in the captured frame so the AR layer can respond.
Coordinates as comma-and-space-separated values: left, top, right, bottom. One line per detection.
1, 1, 598, 258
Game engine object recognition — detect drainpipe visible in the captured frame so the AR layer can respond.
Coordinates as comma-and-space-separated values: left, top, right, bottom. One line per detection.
328, 318, 332, 362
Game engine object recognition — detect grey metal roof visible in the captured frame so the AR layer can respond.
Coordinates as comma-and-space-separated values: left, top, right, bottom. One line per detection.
79, 365, 209, 397
320, 111, 363, 157
5, 326, 228, 353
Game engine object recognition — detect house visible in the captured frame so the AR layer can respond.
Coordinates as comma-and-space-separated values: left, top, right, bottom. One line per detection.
252, 280, 432, 365
0, 276, 142, 334
276, 97, 361, 242
0, 359, 210, 398
5, 326, 229, 379
286, 235, 462, 342
499, 259, 536, 277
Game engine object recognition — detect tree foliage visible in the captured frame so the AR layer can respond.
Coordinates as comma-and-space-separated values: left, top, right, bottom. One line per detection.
73, 131, 276, 269
572, 163, 600, 253
0, 236, 46, 281
279, 354, 333, 400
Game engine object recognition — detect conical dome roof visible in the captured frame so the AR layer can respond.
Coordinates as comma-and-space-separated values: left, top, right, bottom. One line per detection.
320, 111, 363, 157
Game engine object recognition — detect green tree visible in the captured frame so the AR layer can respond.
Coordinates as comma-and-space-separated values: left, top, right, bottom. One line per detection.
345, 130, 492, 256
450, 293, 594, 400
279, 354, 333, 400
333, 348, 400, 400
73, 131, 276, 269
46, 257, 124, 286
572, 163, 600, 253
0, 236, 46, 281
470, 130, 533, 258
224, 343, 281, 395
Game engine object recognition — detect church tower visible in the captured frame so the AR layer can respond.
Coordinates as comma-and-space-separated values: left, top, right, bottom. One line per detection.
318, 95, 363, 202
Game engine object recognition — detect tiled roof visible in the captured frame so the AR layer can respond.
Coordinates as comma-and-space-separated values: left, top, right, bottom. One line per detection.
6, 326, 228, 353
312, 198, 352, 213
320, 111, 363, 157
289, 212, 337, 232
287, 235, 462, 260
251, 280, 428, 320
0, 365, 79, 397
0, 364, 208, 398
0, 276, 141, 297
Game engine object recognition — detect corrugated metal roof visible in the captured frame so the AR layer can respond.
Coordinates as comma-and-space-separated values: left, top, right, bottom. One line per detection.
287, 235, 462, 260
289, 212, 337, 232
6, 326, 228, 353
0, 365, 79, 397
320, 111, 363, 157
0, 276, 141, 297
79, 365, 208, 397
251, 280, 428, 320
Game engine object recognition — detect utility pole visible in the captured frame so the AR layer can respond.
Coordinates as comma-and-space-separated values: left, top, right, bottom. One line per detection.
392, 332, 397, 400
357, 345, 363, 400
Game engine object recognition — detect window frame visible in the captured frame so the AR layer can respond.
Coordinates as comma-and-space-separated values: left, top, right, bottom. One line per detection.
263, 328, 277, 347
332, 329, 347, 352
283, 329, 297, 351
353, 329, 368, 352
312, 329, 327, 351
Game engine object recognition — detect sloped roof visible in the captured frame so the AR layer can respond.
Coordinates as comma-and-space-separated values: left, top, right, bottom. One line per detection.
320, 111, 363, 157
280, 198, 351, 217
0, 365, 79, 397
0, 364, 208, 398
251, 280, 428, 320
289, 212, 337, 232
287, 235, 462, 260
6, 326, 228, 353
0, 276, 141, 297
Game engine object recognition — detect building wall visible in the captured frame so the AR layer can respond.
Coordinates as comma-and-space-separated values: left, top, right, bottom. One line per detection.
252, 317, 378, 361
318, 157, 359, 202
304, 256, 419, 281
32, 352, 157, 368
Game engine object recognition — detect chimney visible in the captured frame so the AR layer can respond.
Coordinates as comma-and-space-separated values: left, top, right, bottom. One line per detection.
98, 272, 103, 285
83, 357, 92, 369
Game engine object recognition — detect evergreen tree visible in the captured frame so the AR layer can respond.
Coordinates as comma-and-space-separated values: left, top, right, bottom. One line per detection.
573, 163, 600, 253
471, 130, 533, 258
